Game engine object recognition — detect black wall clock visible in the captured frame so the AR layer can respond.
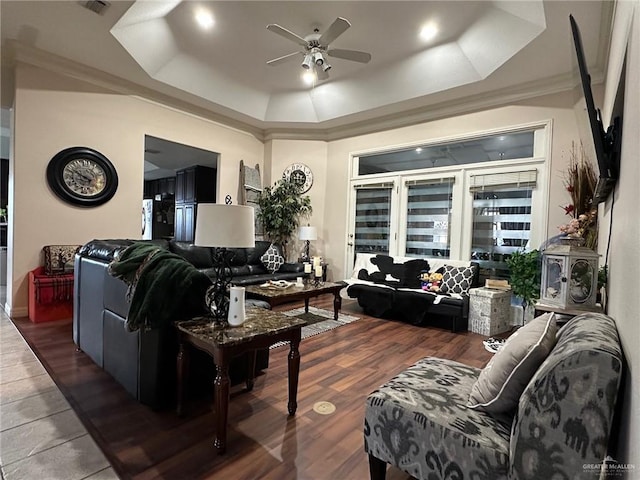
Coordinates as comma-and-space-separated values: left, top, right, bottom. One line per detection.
283, 162, 313, 194
47, 147, 118, 207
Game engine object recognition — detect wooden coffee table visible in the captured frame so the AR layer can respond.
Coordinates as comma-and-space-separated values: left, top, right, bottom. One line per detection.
175, 308, 305, 454
245, 281, 345, 319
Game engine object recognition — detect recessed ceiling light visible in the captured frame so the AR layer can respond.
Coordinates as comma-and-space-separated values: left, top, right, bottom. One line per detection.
420, 23, 438, 42
302, 71, 316, 85
195, 8, 214, 30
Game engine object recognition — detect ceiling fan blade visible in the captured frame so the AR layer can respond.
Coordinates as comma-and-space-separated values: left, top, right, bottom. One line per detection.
326, 48, 372, 63
266, 51, 303, 66
266, 24, 308, 47
318, 17, 351, 45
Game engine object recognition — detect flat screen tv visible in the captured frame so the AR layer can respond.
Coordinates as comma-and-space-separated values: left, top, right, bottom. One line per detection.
569, 14, 622, 204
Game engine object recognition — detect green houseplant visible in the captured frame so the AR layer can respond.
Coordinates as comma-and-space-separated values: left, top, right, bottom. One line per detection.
256, 178, 312, 260
506, 249, 541, 324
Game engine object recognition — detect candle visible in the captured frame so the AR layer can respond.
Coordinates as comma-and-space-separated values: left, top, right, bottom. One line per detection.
313, 257, 320, 268
304, 263, 312, 274
315, 265, 323, 277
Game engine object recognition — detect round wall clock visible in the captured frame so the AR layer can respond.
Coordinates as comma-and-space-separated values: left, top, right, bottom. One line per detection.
283, 163, 313, 193
47, 147, 118, 207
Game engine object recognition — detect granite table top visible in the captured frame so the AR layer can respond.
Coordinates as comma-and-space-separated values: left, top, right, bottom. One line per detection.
244, 281, 344, 299
175, 307, 306, 347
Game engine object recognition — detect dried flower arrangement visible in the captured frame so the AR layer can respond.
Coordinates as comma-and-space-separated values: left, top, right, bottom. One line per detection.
558, 141, 598, 249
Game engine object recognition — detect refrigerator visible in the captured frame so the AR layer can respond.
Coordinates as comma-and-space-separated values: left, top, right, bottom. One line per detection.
142, 199, 153, 240
142, 197, 175, 240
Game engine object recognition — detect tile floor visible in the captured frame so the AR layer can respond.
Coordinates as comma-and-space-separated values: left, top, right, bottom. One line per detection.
0, 305, 118, 479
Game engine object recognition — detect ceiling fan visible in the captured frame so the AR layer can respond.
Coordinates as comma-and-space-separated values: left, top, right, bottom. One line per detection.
266, 17, 372, 80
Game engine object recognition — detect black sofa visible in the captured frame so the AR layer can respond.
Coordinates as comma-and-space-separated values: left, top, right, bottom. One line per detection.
73, 238, 304, 408
345, 254, 480, 333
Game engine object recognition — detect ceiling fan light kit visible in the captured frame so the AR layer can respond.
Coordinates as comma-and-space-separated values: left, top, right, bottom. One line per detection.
301, 55, 313, 70
266, 17, 371, 81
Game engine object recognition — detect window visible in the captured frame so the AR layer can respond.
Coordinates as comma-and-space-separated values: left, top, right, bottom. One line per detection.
405, 178, 454, 258
353, 183, 393, 254
347, 124, 548, 277
469, 170, 537, 282
358, 131, 535, 175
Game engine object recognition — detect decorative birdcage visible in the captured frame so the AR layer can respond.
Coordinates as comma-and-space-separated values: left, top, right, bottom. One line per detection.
539, 241, 599, 310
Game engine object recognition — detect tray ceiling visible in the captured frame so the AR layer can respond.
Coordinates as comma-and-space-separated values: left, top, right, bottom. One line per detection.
1, 1, 611, 134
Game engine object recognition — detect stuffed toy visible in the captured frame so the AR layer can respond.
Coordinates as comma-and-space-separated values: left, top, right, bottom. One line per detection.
421, 272, 443, 292
420, 270, 431, 289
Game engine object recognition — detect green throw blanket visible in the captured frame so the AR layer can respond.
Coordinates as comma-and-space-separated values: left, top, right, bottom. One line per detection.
108, 243, 212, 332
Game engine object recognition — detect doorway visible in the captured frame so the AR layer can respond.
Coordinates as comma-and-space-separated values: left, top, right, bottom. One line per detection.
143, 135, 219, 240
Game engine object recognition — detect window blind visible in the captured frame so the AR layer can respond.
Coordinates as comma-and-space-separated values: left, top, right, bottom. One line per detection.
469, 169, 537, 191
405, 178, 454, 258
405, 177, 456, 187
354, 186, 393, 254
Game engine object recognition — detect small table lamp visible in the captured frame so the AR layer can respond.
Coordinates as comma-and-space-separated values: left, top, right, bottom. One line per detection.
298, 225, 317, 263
195, 204, 255, 327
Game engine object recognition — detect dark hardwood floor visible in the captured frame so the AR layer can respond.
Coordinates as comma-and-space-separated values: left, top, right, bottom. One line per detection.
12, 297, 493, 480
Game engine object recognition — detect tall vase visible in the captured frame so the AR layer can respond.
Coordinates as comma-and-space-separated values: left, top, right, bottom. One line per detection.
227, 287, 246, 327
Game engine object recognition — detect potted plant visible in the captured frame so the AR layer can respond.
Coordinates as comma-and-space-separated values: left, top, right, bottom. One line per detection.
506, 249, 541, 324
256, 178, 312, 260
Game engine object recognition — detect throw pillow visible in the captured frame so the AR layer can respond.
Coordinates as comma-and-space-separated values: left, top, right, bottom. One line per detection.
260, 243, 284, 273
439, 264, 475, 294
43, 245, 81, 275
467, 312, 557, 414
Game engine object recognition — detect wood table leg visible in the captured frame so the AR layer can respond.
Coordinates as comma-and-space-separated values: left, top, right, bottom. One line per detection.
246, 350, 256, 391
176, 341, 189, 417
287, 332, 301, 416
333, 291, 342, 320
304, 298, 309, 313
213, 352, 230, 454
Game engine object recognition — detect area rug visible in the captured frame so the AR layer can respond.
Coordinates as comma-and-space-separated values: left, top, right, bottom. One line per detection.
270, 306, 360, 349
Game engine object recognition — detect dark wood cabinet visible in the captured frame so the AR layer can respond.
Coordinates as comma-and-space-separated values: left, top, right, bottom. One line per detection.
144, 176, 176, 199
1, 158, 8, 208
175, 166, 216, 204
174, 203, 196, 242
174, 165, 216, 242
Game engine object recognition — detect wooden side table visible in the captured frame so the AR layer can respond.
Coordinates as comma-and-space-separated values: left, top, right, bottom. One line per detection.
534, 303, 603, 326
534, 302, 603, 317
175, 308, 305, 454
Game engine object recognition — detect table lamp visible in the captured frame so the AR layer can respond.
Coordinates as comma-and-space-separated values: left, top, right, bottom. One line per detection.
195, 204, 255, 326
298, 225, 317, 263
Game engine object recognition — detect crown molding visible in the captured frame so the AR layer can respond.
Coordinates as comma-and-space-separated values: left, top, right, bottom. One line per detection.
5, 39, 607, 145
265, 67, 603, 142
8, 41, 266, 141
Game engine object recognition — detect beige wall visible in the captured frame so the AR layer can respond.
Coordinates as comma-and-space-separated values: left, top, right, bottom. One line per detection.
604, 0, 640, 467
6, 63, 264, 316
268, 139, 327, 261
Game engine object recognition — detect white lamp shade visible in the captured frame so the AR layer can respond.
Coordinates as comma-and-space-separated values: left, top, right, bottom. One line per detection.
194, 204, 255, 248
299, 225, 317, 241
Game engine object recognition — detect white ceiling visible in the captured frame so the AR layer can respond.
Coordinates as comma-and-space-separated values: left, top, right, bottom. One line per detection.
1, 0, 611, 136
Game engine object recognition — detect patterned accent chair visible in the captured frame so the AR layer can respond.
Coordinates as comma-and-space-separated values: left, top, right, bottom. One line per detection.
364, 313, 622, 479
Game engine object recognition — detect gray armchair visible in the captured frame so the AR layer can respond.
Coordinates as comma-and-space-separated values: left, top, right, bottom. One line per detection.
364, 313, 622, 479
